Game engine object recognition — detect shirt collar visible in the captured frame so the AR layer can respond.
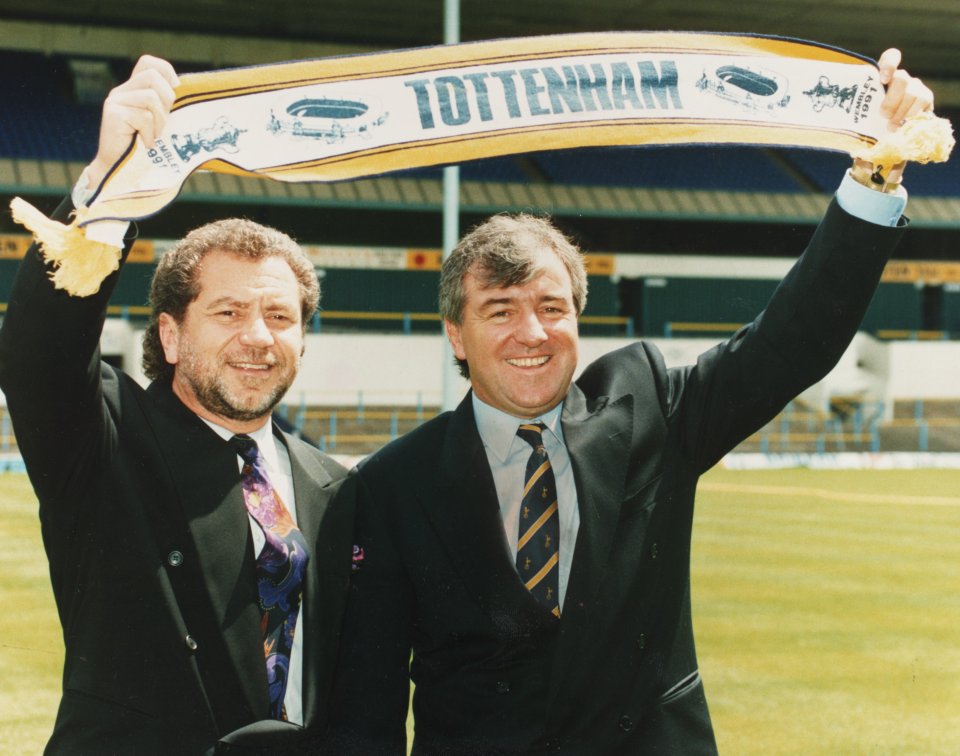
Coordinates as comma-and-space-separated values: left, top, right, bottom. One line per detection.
471, 392, 565, 463
202, 416, 279, 470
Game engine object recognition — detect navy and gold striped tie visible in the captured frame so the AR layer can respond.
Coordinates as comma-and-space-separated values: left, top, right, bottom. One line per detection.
516, 422, 561, 618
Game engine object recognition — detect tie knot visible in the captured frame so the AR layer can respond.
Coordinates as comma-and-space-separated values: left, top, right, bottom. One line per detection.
230, 434, 259, 462
516, 422, 546, 449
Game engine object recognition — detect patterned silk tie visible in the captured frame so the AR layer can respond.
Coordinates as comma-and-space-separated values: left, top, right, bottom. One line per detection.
230, 434, 310, 720
516, 423, 561, 618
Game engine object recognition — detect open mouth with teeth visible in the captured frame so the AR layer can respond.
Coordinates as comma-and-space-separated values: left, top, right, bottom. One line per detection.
507, 356, 550, 368
227, 351, 278, 373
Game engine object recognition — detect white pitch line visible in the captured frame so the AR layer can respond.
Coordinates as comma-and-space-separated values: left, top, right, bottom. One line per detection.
700, 481, 960, 507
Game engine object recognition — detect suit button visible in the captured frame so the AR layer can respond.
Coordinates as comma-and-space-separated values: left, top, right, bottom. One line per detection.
496, 680, 511, 694
184, 635, 198, 651
650, 542, 659, 560
544, 739, 560, 752
636, 634, 646, 651
618, 715, 634, 732
167, 550, 184, 567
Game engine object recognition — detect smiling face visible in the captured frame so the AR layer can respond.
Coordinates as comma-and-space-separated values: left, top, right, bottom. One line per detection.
446, 248, 580, 419
159, 248, 304, 434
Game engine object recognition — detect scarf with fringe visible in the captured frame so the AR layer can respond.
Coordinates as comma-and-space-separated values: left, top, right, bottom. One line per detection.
11, 31, 954, 295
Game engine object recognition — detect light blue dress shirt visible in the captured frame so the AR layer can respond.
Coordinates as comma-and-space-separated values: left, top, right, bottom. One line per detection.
472, 394, 580, 609
836, 168, 907, 227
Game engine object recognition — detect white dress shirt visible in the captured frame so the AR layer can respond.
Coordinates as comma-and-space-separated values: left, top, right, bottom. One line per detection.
203, 418, 304, 726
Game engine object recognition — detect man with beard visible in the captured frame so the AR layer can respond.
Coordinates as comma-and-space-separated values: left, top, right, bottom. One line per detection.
0, 56, 353, 754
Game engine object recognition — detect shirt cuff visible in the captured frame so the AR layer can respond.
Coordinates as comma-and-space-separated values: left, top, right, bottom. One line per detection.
70, 166, 99, 208
71, 167, 131, 247
835, 169, 908, 227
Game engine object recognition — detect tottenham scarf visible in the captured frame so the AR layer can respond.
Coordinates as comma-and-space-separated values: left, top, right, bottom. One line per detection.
11, 31, 954, 296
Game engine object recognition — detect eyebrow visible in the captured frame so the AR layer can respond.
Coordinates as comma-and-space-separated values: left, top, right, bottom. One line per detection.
204, 296, 249, 311
203, 294, 298, 310
475, 292, 568, 311
476, 295, 515, 310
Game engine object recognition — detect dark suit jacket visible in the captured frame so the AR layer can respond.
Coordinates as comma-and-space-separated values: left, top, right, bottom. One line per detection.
0, 200, 355, 755
324, 200, 906, 755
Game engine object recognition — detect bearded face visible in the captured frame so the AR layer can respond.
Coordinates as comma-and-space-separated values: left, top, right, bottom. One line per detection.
174, 337, 299, 424
159, 250, 305, 433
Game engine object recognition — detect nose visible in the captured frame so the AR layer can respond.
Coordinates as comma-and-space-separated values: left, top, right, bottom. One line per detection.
239, 316, 274, 348
514, 310, 548, 346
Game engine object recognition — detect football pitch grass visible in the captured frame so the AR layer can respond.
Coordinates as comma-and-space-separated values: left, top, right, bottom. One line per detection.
2, 466, 958, 754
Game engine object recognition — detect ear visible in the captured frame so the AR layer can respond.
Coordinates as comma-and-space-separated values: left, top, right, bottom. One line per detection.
158, 313, 181, 366
444, 319, 467, 361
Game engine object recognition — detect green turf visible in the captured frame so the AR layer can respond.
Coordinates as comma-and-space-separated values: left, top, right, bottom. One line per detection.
0, 473, 62, 756
694, 467, 960, 754
3, 467, 958, 754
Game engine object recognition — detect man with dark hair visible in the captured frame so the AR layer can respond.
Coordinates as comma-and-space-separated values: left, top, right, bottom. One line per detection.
438, 213, 589, 383
325, 50, 936, 754
0, 56, 353, 754
141, 217, 320, 385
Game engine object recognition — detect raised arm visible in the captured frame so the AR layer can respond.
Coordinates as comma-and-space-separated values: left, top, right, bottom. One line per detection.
673, 54, 935, 470
0, 56, 178, 503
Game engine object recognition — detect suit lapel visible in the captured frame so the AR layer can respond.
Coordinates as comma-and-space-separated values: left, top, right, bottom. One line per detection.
285, 430, 334, 548
146, 383, 268, 719
561, 384, 634, 606
549, 384, 633, 695
418, 395, 549, 632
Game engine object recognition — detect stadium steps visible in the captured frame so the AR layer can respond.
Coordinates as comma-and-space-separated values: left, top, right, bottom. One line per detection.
734, 398, 877, 454
286, 405, 440, 456
4, 399, 959, 460
882, 398, 960, 452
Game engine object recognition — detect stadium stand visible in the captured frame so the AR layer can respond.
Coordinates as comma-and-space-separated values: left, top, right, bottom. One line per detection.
0, 51, 102, 162
536, 145, 806, 192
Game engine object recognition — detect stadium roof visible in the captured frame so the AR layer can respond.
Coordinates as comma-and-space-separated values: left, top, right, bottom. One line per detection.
0, 0, 957, 103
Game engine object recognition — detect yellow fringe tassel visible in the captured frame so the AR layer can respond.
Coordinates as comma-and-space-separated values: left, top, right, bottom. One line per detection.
852, 112, 956, 173
9, 197, 122, 298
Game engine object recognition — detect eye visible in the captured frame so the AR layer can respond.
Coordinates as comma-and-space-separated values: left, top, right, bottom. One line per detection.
268, 311, 297, 325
